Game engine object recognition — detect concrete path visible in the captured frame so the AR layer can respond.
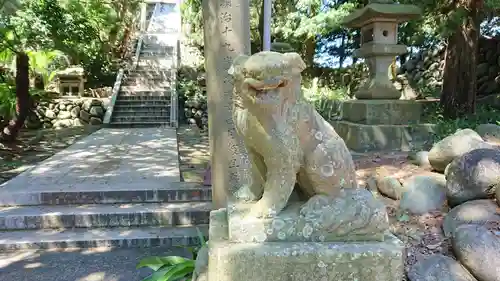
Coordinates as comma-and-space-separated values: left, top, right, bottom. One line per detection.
0, 127, 209, 278
0, 128, 180, 205
0, 247, 188, 281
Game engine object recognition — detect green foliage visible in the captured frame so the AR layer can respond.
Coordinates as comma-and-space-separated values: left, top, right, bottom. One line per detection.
424, 103, 500, 142
0, 48, 69, 89
0, 80, 52, 122
0, 82, 16, 119
137, 256, 195, 281
137, 229, 207, 281
27, 50, 68, 88
0, 0, 140, 89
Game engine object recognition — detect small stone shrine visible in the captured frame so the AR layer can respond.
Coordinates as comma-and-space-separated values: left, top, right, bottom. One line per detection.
195, 50, 406, 281
332, 0, 436, 152
56, 66, 86, 97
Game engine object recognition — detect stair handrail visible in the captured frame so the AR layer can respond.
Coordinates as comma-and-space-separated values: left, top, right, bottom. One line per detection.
102, 68, 124, 125
103, 5, 146, 125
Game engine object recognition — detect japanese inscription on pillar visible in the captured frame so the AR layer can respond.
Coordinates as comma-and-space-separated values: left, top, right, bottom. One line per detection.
202, 0, 252, 208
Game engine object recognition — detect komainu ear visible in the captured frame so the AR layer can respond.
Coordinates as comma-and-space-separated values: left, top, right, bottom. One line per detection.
283, 52, 306, 73
228, 55, 250, 78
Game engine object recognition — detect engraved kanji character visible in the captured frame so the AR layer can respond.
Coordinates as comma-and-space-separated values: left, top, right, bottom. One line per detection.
220, 11, 232, 23
220, 0, 231, 8
221, 25, 232, 35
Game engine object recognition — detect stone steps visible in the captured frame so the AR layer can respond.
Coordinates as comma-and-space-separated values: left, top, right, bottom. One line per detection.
118, 90, 171, 97
112, 108, 170, 117
111, 116, 170, 123
0, 225, 208, 251
123, 75, 173, 83
0, 202, 211, 230
135, 65, 173, 72
0, 182, 212, 206
117, 95, 170, 101
121, 81, 173, 88
108, 121, 172, 128
125, 70, 174, 79
114, 99, 170, 106
140, 49, 175, 56
120, 85, 170, 93
0, 182, 212, 252
136, 60, 175, 70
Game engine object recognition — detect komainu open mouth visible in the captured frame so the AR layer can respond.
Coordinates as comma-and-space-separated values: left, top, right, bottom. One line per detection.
245, 77, 288, 97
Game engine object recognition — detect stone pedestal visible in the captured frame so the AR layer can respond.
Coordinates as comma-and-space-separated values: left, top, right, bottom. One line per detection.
331, 99, 438, 152
207, 206, 404, 281
208, 234, 404, 281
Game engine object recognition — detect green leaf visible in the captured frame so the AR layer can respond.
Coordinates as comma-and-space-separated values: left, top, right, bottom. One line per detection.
157, 262, 195, 281
196, 227, 206, 246
141, 275, 155, 281
142, 262, 195, 281
136, 256, 192, 271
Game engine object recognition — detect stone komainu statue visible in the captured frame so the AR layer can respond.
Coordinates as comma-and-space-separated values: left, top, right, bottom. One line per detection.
228, 51, 359, 218
224, 51, 389, 243
192, 52, 394, 281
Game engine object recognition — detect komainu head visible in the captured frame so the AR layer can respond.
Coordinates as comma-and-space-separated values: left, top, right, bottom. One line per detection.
228, 51, 306, 111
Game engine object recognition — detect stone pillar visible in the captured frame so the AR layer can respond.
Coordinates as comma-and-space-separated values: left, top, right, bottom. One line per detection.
202, 0, 252, 209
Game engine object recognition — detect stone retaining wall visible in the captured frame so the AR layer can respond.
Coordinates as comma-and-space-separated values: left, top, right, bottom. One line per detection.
28, 98, 107, 129
399, 37, 500, 97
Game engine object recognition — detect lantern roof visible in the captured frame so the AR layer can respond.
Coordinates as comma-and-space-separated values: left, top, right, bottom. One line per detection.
342, 3, 421, 29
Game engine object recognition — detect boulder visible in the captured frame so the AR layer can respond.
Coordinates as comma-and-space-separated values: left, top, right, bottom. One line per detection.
82, 99, 102, 111
428, 129, 493, 172
44, 109, 56, 119
399, 175, 447, 215
70, 106, 81, 118
377, 176, 404, 200
408, 254, 477, 281
53, 119, 73, 128
496, 187, 500, 206
475, 123, 500, 144
79, 110, 90, 122
452, 224, 500, 281
367, 167, 405, 200
408, 151, 431, 168
57, 111, 71, 120
89, 105, 104, 117
445, 148, 500, 206
442, 199, 500, 237
89, 117, 102, 125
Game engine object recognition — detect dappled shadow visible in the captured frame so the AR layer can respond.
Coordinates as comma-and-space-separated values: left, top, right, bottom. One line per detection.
0, 247, 191, 281
0, 201, 211, 230
177, 125, 210, 183
0, 126, 102, 183
0, 127, 181, 194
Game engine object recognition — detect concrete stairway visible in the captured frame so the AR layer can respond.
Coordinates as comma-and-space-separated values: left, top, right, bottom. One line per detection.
0, 127, 212, 252
107, 1, 180, 128
109, 50, 177, 128
0, 183, 212, 252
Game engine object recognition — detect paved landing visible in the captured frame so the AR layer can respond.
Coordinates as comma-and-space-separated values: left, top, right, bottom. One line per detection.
0, 247, 188, 281
0, 128, 180, 195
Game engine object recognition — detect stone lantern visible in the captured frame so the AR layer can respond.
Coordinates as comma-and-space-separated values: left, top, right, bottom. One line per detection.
330, 1, 437, 153
342, 0, 421, 99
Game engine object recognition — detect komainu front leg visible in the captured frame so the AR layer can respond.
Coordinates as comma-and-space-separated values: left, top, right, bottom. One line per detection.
234, 148, 265, 202
249, 152, 300, 218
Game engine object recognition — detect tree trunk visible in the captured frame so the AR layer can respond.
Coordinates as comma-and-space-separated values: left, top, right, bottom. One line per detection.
440, 0, 481, 118
303, 37, 316, 67
257, 0, 264, 52
1, 52, 31, 142
118, 23, 133, 59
